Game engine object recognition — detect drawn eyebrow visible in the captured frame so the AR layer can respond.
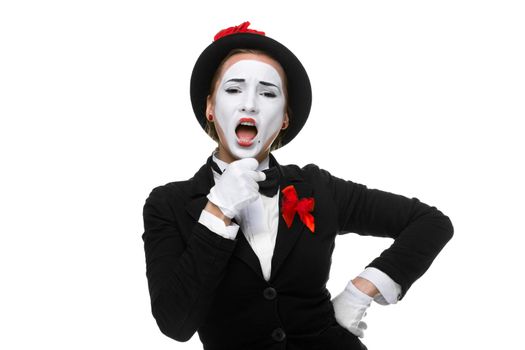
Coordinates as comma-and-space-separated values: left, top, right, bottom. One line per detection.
225, 78, 245, 83
225, 78, 279, 89
259, 81, 279, 88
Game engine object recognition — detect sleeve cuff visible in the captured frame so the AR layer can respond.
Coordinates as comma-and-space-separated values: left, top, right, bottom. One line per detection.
358, 267, 402, 305
198, 209, 239, 240
344, 280, 374, 305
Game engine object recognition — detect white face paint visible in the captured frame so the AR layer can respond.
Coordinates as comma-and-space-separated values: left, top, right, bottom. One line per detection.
213, 59, 286, 160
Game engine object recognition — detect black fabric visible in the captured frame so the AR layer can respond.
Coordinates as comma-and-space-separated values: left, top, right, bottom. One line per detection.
209, 155, 281, 197
141, 153, 454, 349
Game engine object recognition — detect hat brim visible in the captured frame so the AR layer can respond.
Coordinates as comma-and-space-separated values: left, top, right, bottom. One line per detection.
190, 32, 312, 148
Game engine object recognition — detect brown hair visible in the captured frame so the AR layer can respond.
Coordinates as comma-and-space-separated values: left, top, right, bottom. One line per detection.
205, 48, 292, 151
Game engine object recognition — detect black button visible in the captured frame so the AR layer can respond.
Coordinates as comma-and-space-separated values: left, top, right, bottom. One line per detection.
263, 287, 277, 300
271, 327, 286, 342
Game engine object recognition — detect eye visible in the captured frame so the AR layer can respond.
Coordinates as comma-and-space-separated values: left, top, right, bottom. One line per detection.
225, 87, 241, 94
261, 91, 276, 98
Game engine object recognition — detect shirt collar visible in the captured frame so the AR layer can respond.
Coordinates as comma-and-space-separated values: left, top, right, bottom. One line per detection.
211, 149, 270, 174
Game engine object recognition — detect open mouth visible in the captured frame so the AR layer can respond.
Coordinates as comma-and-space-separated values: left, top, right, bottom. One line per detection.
235, 118, 258, 146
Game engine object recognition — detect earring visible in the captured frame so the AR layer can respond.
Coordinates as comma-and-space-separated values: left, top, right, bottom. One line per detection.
208, 114, 214, 121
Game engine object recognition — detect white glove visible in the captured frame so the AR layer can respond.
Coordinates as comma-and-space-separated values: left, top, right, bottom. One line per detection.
331, 281, 373, 338
207, 158, 266, 219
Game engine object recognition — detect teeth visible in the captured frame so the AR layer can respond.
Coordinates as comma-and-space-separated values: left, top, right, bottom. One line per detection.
239, 121, 256, 127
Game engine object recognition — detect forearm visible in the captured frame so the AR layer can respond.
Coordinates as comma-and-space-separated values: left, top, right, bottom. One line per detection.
143, 188, 238, 341
351, 276, 379, 298
311, 163, 454, 300
365, 201, 454, 299
204, 200, 232, 226
199, 202, 239, 240
149, 222, 237, 341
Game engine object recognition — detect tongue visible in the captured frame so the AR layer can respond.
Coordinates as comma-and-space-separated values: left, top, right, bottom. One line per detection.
236, 125, 257, 140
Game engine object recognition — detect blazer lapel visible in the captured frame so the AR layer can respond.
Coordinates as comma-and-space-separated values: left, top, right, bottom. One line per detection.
184, 153, 314, 283
185, 155, 265, 279
269, 171, 313, 283
184, 156, 215, 222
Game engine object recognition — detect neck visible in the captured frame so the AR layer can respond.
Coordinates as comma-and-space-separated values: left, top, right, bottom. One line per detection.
213, 148, 271, 172
216, 146, 270, 165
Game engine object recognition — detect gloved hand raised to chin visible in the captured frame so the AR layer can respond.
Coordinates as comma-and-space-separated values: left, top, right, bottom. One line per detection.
331, 281, 374, 338
207, 157, 266, 219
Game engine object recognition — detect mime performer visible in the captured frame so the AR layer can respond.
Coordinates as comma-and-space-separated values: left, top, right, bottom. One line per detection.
142, 21, 454, 350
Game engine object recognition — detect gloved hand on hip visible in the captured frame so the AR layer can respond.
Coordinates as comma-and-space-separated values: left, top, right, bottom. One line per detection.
207, 157, 266, 219
331, 281, 374, 338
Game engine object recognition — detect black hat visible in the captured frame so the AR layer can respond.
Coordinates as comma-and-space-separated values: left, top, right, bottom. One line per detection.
190, 21, 312, 148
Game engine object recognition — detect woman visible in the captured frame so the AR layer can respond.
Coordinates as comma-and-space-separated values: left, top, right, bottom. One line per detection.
142, 21, 454, 350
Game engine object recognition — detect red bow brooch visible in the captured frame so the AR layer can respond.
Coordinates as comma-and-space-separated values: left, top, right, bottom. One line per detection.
281, 185, 315, 233
214, 21, 266, 41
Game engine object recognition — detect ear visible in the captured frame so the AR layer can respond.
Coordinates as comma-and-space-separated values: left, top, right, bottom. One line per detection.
206, 95, 214, 121
281, 112, 290, 130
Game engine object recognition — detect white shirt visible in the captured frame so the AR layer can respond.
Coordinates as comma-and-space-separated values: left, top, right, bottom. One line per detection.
198, 151, 401, 305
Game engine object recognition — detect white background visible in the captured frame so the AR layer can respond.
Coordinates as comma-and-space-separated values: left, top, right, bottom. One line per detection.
1, 1, 524, 349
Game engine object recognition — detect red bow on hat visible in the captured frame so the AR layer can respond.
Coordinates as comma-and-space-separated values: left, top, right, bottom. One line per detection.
281, 185, 315, 233
214, 21, 266, 41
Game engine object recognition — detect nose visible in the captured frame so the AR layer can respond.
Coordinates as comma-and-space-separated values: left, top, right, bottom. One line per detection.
240, 89, 258, 114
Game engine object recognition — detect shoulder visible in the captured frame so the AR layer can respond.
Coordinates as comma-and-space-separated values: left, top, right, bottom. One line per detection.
279, 162, 341, 190
296, 163, 336, 184
143, 178, 194, 209
280, 162, 322, 177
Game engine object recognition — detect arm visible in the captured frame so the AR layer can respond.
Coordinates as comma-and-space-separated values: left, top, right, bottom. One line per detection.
203, 201, 232, 226
142, 187, 238, 342
356, 267, 402, 304
308, 164, 454, 300
199, 201, 239, 240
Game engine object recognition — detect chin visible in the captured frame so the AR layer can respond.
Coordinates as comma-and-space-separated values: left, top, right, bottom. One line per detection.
225, 133, 275, 160
230, 146, 261, 159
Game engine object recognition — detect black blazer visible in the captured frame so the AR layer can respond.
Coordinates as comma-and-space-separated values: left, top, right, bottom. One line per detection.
142, 153, 454, 350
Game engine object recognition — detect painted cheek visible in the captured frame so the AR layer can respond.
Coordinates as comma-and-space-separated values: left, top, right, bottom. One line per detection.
214, 92, 234, 128
210, 60, 285, 158
257, 107, 285, 146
